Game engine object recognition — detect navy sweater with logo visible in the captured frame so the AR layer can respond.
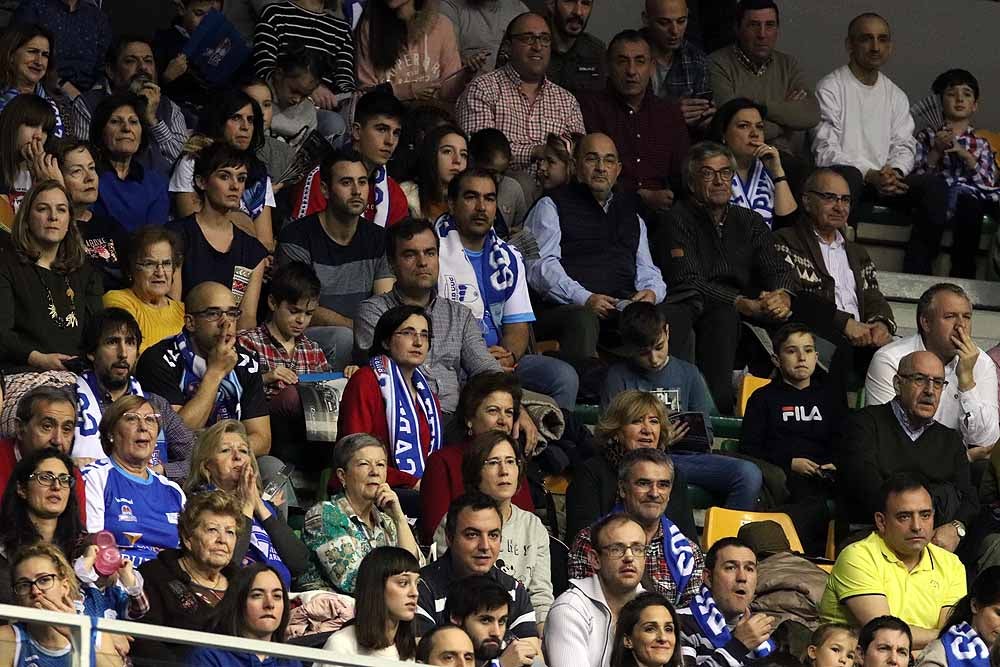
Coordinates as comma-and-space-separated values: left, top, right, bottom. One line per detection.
740, 379, 843, 470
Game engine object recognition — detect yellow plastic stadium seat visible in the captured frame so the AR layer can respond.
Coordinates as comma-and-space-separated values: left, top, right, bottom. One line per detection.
736, 375, 771, 417
702, 506, 804, 553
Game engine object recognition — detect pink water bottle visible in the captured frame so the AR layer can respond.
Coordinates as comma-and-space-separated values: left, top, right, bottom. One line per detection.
93, 531, 122, 577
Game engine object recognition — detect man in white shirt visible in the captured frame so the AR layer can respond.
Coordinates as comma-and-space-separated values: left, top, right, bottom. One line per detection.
865, 283, 999, 458
544, 513, 647, 667
812, 13, 947, 240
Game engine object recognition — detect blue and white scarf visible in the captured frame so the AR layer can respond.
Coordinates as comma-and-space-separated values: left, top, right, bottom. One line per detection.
730, 160, 775, 228
370, 165, 391, 227
370, 354, 442, 478
435, 214, 520, 341
0, 84, 64, 138
610, 503, 696, 603
74, 371, 167, 464
943, 622, 990, 667
176, 331, 243, 424
689, 583, 775, 658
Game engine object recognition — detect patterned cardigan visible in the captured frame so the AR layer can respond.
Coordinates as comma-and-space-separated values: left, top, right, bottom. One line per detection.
774, 217, 896, 335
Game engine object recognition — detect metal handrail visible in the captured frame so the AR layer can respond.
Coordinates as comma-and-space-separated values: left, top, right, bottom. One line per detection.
0, 603, 409, 667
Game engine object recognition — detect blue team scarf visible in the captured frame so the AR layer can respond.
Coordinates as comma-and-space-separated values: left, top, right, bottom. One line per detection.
176, 331, 243, 423
689, 584, 775, 658
371, 354, 442, 478
0, 84, 64, 138
943, 622, 990, 667
76, 371, 168, 465
610, 503, 695, 603
435, 214, 520, 342
730, 159, 775, 227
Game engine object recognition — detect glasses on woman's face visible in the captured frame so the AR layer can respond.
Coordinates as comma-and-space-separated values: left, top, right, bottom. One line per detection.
121, 412, 161, 428
135, 259, 174, 273
28, 471, 74, 489
393, 328, 431, 342
13, 573, 59, 598
483, 456, 518, 471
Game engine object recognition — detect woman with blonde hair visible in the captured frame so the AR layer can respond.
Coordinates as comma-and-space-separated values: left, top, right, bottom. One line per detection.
0, 178, 103, 372
565, 390, 696, 540
185, 420, 309, 586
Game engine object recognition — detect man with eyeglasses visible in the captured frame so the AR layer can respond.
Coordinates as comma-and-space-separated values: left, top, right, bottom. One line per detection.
773, 168, 896, 358
137, 281, 271, 456
820, 474, 966, 648
864, 283, 999, 458
546, 513, 647, 667
456, 12, 585, 174
525, 132, 691, 369
840, 352, 976, 552
567, 447, 705, 605
0, 386, 86, 518
73, 308, 194, 480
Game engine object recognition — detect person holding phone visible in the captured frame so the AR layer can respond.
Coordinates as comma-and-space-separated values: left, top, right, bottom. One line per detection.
300, 433, 422, 593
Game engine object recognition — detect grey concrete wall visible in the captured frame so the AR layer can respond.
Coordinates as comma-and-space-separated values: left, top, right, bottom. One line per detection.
586, 0, 1000, 129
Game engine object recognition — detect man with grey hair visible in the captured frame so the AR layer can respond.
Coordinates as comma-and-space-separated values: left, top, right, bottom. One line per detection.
566, 447, 705, 605
657, 140, 798, 412
524, 132, 692, 366
865, 283, 999, 456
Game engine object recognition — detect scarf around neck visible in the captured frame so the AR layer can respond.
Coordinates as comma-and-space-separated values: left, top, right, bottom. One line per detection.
370, 354, 442, 478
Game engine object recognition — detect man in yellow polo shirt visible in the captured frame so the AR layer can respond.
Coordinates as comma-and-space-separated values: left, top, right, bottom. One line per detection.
819, 472, 966, 649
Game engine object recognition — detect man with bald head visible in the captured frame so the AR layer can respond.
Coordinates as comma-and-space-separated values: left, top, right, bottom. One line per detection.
457, 12, 585, 174
839, 350, 976, 551
642, 0, 714, 129
137, 281, 271, 455
525, 132, 690, 364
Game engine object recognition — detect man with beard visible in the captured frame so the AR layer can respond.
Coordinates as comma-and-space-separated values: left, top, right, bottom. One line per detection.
277, 149, 395, 371
546, 0, 606, 95
545, 514, 647, 667
447, 576, 536, 667
73, 308, 194, 480
840, 353, 977, 552
71, 35, 188, 174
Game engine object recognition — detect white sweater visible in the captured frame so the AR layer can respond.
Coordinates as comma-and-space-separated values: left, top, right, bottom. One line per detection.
543, 576, 643, 667
433, 504, 554, 621
812, 64, 916, 175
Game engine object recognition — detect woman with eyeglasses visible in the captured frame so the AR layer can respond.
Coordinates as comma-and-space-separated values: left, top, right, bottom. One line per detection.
432, 430, 553, 629
0, 448, 85, 606
339, 305, 443, 496
103, 226, 185, 354
710, 97, 797, 229
82, 394, 186, 566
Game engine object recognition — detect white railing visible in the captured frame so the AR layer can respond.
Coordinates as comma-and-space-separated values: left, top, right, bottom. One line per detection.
0, 603, 410, 667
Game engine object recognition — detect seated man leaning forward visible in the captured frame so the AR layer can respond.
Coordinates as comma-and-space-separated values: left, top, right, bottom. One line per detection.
819, 473, 967, 650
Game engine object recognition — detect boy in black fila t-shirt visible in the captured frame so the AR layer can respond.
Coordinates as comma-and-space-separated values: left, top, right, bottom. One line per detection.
741, 322, 845, 554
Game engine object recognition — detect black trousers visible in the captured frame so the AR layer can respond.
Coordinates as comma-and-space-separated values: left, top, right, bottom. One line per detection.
906, 191, 987, 278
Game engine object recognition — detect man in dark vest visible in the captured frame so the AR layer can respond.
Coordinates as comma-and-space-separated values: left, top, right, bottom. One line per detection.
524, 132, 692, 366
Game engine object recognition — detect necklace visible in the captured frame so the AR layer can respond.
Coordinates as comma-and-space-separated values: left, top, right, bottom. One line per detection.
37, 267, 78, 328
179, 556, 225, 590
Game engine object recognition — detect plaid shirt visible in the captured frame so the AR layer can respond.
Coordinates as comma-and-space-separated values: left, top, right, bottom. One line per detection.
568, 521, 704, 606
237, 324, 330, 399
456, 64, 585, 171
914, 125, 1000, 204
647, 38, 711, 101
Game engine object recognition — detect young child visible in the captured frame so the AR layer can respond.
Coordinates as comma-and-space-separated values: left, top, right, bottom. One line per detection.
911, 69, 1000, 278
469, 128, 528, 235
602, 301, 764, 510
741, 323, 844, 553
806, 623, 857, 667
74, 539, 149, 620
535, 132, 578, 193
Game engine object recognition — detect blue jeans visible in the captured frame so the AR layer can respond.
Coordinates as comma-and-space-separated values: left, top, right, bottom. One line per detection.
672, 452, 762, 510
515, 353, 579, 410
306, 325, 354, 371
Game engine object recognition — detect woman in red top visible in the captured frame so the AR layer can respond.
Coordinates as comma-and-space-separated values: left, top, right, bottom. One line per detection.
418, 371, 534, 542
338, 305, 443, 490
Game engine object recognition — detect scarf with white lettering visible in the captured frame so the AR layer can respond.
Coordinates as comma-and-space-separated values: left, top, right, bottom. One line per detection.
435, 213, 519, 334
943, 622, 990, 667
729, 159, 775, 228
610, 502, 695, 602
689, 584, 775, 658
176, 331, 243, 423
370, 165, 391, 227
370, 354, 441, 478
74, 371, 167, 464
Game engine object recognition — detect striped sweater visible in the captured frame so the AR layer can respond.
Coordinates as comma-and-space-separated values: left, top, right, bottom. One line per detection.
253, 1, 357, 93
678, 605, 755, 667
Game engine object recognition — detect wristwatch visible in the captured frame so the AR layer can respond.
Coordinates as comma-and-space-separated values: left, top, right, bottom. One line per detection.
952, 520, 967, 539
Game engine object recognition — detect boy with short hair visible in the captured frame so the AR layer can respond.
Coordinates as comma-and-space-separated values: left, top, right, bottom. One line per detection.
153, 0, 231, 116
291, 88, 409, 222
602, 301, 763, 511
469, 128, 528, 234
741, 322, 843, 552
909, 68, 1000, 278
